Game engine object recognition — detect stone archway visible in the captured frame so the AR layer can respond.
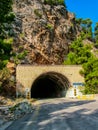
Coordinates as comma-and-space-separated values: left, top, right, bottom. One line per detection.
31, 71, 70, 98
16, 65, 84, 98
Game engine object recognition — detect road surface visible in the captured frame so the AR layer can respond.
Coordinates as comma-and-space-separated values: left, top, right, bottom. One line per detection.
5, 98, 98, 130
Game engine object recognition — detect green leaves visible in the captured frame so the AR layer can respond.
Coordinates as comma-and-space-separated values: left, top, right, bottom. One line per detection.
64, 37, 93, 65
0, 0, 13, 22
0, 38, 13, 58
81, 58, 98, 94
94, 22, 98, 48
0, 0, 14, 69
75, 18, 93, 40
0, 0, 14, 37
64, 36, 98, 94
44, 0, 64, 6
0, 38, 13, 69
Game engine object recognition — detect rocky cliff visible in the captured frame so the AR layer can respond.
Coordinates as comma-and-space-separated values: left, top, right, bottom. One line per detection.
12, 0, 81, 64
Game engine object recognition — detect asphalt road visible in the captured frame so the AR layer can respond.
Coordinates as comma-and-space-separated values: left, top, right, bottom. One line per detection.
5, 98, 98, 130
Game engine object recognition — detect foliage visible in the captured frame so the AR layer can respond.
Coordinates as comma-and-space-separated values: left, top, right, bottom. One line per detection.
64, 37, 93, 65
13, 50, 28, 65
19, 33, 25, 38
75, 18, 93, 40
0, 0, 14, 69
34, 9, 42, 18
46, 24, 53, 30
94, 22, 98, 48
0, 68, 8, 92
0, 67, 16, 95
0, 38, 13, 69
0, 0, 15, 38
81, 58, 98, 94
0, 0, 13, 22
17, 51, 28, 59
64, 36, 98, 94
44, 0, 65, 6
0, 0, 15, 95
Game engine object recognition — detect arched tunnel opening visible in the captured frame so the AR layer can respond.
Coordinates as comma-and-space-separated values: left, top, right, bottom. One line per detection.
31, 72, 70, 99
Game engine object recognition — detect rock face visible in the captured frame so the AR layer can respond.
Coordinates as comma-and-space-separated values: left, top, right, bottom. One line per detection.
0, 100, 34, 124
12, 0, 81, 64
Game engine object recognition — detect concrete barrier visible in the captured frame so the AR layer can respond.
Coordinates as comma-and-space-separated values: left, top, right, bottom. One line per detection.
94, 94, 98, 100
77, 94, 95, 100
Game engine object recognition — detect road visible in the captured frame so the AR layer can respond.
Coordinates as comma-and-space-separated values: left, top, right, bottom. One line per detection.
5, 98, 98, 130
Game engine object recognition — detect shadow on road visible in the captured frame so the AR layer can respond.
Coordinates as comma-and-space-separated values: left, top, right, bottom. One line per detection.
6, 99, 98, 130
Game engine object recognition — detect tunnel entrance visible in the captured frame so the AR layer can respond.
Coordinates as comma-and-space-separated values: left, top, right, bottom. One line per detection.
31, 72, 70, 99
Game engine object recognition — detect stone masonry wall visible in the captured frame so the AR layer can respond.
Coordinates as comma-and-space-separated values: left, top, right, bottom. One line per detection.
16, 65, 84, 96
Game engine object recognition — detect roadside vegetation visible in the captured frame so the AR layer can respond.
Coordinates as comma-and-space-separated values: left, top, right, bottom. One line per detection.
44, 0, 65, 6
64, 18, 98, 94
0, 0, 15, 95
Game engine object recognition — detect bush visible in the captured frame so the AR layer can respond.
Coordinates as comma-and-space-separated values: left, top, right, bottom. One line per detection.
44, 0, 64, 6
0, 0, 13, 23
46, 24, 53, 30
34, 9, 42, 18
64, 36, 98, 94
81, 58, 98, 94
0, 0, 14, 70
0, 67, 16, 95
63, 37, 93, 65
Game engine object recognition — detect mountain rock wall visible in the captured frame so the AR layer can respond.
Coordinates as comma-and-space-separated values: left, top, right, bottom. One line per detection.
12, 0, 81, 64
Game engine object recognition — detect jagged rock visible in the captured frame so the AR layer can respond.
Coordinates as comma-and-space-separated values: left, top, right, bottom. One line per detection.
12, 0, 81, 64
6, 62, 16, 74
0, 100, 35, 122
9, 101, 34, 119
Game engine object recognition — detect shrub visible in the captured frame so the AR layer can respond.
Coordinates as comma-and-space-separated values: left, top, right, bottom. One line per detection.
44, 0, 64, 6
34, 9, 42, 18
46, 24, 53, 30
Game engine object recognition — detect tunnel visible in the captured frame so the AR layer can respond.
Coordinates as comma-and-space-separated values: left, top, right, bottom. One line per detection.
31, 72, 70, 99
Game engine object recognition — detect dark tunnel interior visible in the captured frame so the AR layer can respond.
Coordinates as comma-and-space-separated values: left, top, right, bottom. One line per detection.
31, 72, 70, 99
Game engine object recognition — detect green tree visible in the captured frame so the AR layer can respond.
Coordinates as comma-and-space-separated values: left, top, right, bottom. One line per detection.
81, 58, 98, 94
94, 22, 98, 48
75, 18, 93, 40
82, 19, 92, 40
75, 18, 83, 25
0, 0, 15, 94
0, 38, 13, 69
0, 0, 14, 69
64, 37, 98, 94
0, 0, 13, 21
44, 0, 65, 6
0, 0, 15, 38
64, 37, 93, 65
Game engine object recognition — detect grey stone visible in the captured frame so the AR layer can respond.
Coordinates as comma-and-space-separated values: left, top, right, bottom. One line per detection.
12, 0, 80, 64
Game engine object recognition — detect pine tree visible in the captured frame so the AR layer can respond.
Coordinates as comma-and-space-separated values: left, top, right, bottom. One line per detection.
0, 0, 14, 69
64, 37, 92, 65
75, 18, 93, 40
81, 58, 98, 94
94, 22, 98, 48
